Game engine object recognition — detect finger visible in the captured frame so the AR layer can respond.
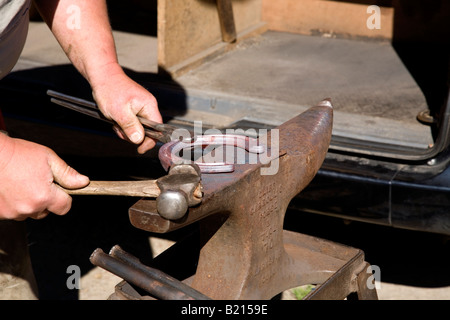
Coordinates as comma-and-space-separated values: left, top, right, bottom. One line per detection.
30, 209, 50, 220
112, 125, 128, 141
114, 108, 146, 145
114, 124, 157, 153
135, 96, 162, 124
117, 94, 161, 145
46, 185, 73, 216
137, 137, 157, 154
47, 151, 90, 189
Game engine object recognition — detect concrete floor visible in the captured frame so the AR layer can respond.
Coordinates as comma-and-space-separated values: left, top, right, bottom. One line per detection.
6, 22, 450, 300
176, 31, 433, 150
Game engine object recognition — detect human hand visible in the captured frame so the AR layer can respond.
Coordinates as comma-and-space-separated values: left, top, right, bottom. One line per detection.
91, 64, 163, 154
0, 134, 89, 220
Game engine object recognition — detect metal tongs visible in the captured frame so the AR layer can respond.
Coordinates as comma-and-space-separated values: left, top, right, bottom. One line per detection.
47, 90, 265, 174
47, 90, 190, 144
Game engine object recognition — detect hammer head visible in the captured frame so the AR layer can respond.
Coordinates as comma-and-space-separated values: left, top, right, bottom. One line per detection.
156, 164, 202, 220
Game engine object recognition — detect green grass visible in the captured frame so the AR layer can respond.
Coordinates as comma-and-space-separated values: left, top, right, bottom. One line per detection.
291, 285, 315, 300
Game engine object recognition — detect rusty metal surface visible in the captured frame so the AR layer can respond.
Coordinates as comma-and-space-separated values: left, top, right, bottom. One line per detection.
123, 100, 377, 299
304, 259, 378, 300
108, 245, 210, 300
109, 230, 376, 300
90, 247, 210, 300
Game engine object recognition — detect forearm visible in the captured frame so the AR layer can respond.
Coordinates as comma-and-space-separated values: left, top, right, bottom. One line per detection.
33, 0, 123, 88
34, 0, 162, 152
0, 132, 13, 173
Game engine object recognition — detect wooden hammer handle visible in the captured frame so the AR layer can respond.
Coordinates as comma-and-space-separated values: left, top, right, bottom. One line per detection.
62, 180, 160, 197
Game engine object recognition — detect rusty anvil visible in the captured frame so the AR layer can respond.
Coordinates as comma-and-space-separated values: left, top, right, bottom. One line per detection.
98, 99, 378, 300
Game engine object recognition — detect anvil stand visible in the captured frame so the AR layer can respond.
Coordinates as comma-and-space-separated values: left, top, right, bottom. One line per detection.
94, 101, 378, 300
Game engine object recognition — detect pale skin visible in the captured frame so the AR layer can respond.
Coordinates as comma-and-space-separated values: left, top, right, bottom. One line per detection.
0, 0, 162, 220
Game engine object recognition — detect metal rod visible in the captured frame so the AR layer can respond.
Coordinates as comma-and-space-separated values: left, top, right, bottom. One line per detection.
90, 248, 199, 300
109, 245, 211, 300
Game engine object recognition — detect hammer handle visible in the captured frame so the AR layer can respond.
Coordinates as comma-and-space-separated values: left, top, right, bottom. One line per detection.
62, 180, 160, 197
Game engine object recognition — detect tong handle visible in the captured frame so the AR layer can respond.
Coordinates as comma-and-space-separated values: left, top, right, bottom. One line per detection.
47, 90, 173, 143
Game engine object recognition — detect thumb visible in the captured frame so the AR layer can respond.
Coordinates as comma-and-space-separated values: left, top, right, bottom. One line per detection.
47, 151, 90, 189
112, 108, 145, 144
114, 109, 145, 145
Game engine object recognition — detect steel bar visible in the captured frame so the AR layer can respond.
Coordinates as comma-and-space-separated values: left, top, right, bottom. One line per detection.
109, 245, 211, 300
90, 248, 201, 300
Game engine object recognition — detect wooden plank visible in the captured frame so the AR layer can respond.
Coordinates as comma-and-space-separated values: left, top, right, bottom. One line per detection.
262, 0, 394, 40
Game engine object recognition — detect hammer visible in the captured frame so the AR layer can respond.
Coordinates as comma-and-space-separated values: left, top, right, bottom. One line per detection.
61, 164, 202, 220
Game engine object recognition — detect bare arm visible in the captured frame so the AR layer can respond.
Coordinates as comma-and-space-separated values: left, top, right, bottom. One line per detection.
34, 0, 162, 152
0, 1, 163, 220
